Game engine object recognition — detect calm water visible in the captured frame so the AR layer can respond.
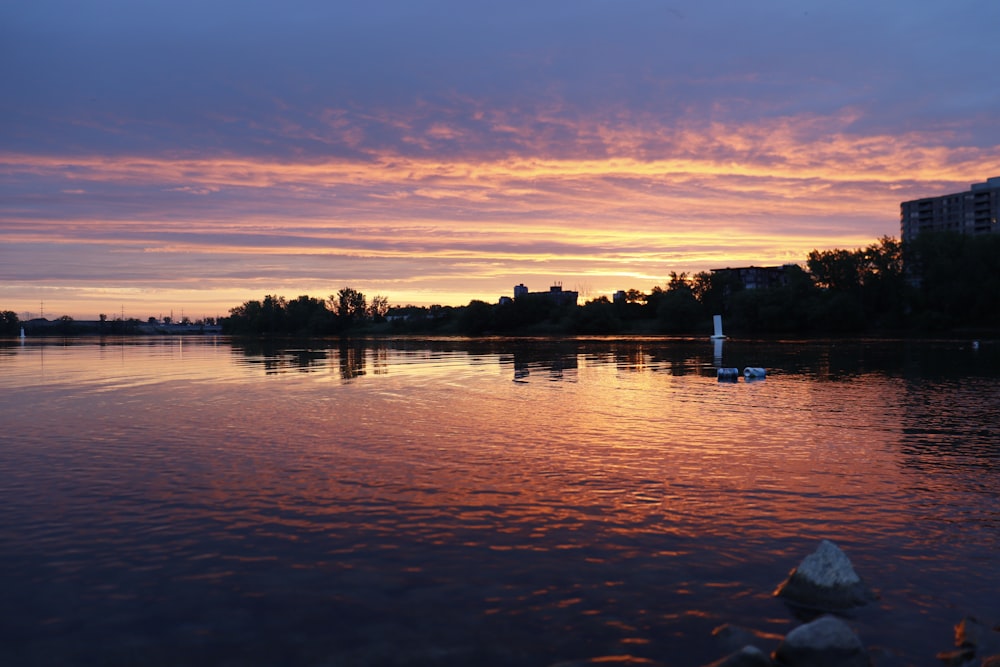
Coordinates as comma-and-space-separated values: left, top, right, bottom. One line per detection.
1, 336, 998, 666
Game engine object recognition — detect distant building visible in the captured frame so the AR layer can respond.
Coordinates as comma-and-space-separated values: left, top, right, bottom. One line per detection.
900, 176, 1000, 242
710, 265, 792, 290
510, 283, 579, 307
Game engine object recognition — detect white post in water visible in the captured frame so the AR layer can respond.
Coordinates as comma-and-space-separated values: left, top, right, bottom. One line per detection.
20, 326, 26, 339
711, 314, 725, 339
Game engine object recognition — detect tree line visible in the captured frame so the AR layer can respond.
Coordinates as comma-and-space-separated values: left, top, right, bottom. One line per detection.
4, 232, 999, 338
223, 288, 390, 336
218, 232, 1000, 337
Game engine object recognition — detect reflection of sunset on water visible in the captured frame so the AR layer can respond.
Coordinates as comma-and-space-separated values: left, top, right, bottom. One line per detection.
1, 338, 998, 665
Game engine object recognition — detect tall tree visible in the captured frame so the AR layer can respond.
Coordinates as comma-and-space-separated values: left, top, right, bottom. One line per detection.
286, 295, 330, 334
807, 248, 863, 293
657, 272, 703, 333
907, 232, 1000, 329
368, 295, 390, 321
1, 310, 19, 336
333, 287, 367, 325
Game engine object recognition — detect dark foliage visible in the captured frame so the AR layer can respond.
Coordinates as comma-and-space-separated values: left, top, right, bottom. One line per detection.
906, 232, 1000, 330
1, 310, 19, 336
223, 290, 390, 336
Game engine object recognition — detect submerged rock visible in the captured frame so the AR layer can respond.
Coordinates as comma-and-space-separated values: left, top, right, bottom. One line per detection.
937, 615, 1000, 666
773, 615, 870, 667
935, 648, 975, 667
712, 624, 765, 654
774, 540, 874, 611
955, 616, 1000, 654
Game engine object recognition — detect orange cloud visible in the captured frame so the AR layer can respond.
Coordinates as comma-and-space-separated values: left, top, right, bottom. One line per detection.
2, 111, 996, 317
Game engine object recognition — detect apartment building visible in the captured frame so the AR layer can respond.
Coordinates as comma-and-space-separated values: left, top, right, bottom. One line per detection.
900, 176, 1000, 242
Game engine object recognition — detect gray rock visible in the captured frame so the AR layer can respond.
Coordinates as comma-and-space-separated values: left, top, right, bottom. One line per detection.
703, 645, 774, 667
773, 615, 870, 667
712, 624, 764, 654
775, 540, 874, 611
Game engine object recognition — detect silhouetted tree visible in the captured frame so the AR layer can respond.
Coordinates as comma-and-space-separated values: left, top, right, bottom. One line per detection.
808, 248, 863, 293
624, 289, 645, 304
690, 271, 714, 305
860, 236, 907, 327
805, 236, 908, 332
285, 295, 331, 335
656, 272, 704, 333
56, 315, 76, 335
458, 300, 494, 335
906, 232, 1000, 330
574, 297, 622, 333
368, 295, 390, 321
333, 287, 367, 326
260, 295, 286, 333
1, 310, 19, 336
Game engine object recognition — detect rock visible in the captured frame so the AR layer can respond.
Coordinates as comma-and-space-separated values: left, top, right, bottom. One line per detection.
703, 645, 774, 667
956, 616, 990, 648
955, 616, 1000, 655
774, 540, 874, 611
712, 624, 763, 654
773, 615, 870, 667
935, 648, 975, 666
938, 615, 1000, 666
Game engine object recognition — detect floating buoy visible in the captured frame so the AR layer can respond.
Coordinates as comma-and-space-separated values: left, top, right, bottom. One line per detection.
743, 367, 767, 380
717, 367, 740, 382
710, 314, 725, 340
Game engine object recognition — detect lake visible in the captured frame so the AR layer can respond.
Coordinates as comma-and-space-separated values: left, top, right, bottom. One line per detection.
1, 336, 998, 666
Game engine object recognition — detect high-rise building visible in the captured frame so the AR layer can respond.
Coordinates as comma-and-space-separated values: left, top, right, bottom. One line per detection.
900, 177, 1000, 242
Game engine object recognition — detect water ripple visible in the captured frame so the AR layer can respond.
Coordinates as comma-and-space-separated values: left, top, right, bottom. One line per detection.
1, 338, 998, 666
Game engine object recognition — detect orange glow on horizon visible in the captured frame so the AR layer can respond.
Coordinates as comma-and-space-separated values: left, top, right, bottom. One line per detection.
3, 111, 997, 319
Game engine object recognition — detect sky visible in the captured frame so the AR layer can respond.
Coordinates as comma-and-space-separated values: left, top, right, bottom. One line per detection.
2, 0, 999, 320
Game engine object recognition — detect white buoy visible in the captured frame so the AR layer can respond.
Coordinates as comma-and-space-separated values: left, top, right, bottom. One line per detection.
710, 314, 725, 340
717, 367, 740, 382
972, 340, 980, 351
19, 326, 26, 340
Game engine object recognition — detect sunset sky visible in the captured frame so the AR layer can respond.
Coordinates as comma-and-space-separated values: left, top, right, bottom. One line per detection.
2, 1, 998, 319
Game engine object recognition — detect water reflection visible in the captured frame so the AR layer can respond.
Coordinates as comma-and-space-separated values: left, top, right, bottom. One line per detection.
507, 342, 579, 382
226, 339, 383, 380
0, 336, 998, 666
7, 335, 993, 384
